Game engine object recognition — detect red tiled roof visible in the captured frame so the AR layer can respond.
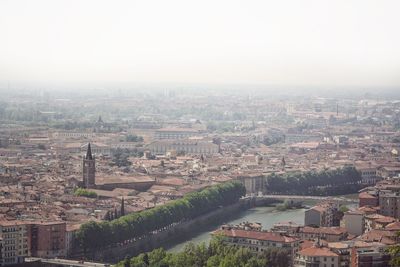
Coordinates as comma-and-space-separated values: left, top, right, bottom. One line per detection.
298, 246, 338, 257
385, 221, 400, 231
301, 226, 347, 235
359, 192, 377, 199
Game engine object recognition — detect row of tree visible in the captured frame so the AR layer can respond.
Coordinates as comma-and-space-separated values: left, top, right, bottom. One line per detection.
265, 166, 362, 196
74, 188, 97, 198
117, 236, 290, 267
76, 182, 246, 252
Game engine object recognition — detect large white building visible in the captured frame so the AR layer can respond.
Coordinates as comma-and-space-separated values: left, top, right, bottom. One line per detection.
148, 140, 218, 155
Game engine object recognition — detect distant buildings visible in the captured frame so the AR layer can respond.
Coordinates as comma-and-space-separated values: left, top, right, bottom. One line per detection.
154, 128, 200, 140
148, 140, 218, 155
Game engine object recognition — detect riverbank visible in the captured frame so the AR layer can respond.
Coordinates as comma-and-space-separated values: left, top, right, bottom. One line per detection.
73, 194, 357, 262
75, 197, 277, 263
168, 205, 307, 252
167, 196, 359, 252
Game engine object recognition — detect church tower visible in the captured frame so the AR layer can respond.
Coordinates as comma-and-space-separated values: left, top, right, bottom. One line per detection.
83, 143, 96, 188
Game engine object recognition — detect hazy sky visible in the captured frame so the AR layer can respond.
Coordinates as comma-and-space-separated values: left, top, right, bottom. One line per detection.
1, 0, 399, 87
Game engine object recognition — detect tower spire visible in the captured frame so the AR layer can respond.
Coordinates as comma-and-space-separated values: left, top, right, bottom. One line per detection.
86, 143, 93, 160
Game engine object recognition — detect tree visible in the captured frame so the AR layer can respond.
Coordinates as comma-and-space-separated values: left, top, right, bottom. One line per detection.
388, 232, 400, 266
125, 134, 144, 142
74, 188, 97, 198
339, 205, 349, 213
111, 148, 132, 167
123, 256, 131, 267
76, 182, 246, 253
116, 236, 268, 267
262, 248, 290, 267
265, 166, 362, 196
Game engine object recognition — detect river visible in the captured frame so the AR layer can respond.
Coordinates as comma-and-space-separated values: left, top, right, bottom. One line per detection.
167, 196, 358, 252
167, 206, 307, 252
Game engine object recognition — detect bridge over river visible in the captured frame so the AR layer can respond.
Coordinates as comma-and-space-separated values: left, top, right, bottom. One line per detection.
247, 194, 358, 203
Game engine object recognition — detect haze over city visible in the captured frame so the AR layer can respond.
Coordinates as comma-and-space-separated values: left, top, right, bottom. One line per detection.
1, 1, 400, 267
1, 0, 400, 88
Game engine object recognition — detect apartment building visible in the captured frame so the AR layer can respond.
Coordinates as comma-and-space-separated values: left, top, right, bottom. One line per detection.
30, 222, 66, 258
297, 227, 348, 242
352, 245, 391, 267
379, 190, 400, 219
294, 245, 340, 267
0, 221, 67, 266
305, 202, 339, 227
0, 221, 29, 266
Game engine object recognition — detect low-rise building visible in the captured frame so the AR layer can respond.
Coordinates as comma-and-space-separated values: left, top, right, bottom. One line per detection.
297, 227, 348, 242
214, 227, 300, 259
294, 245, 340, 267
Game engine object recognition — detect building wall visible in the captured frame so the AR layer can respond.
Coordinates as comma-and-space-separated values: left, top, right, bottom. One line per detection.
359, 196, 378, 207
34, 223, 66, 258
305, 209, 321, 227
0, 223, 30, 266
342, 213, 364, 236
294, 255, 339, 267
379, 193, 400, 219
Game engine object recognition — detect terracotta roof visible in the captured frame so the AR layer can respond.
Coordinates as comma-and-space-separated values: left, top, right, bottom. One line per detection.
375, 216, 396, 224
360, 229, 397, 245
298, 246, 338, 257
301, 226, 347, 235
385, 221, 400, 231
359, 192, 377, 199
215, 229, 299, 243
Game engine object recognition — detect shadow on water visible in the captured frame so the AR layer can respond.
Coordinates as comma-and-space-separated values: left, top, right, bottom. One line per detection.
164, 204, 307, 252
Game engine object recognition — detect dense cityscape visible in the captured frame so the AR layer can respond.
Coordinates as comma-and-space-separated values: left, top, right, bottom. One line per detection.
0, 88, 399, 266
2, 0, 400, 266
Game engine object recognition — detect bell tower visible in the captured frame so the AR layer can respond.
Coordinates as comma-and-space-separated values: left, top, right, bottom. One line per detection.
83, 143, 96, 188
